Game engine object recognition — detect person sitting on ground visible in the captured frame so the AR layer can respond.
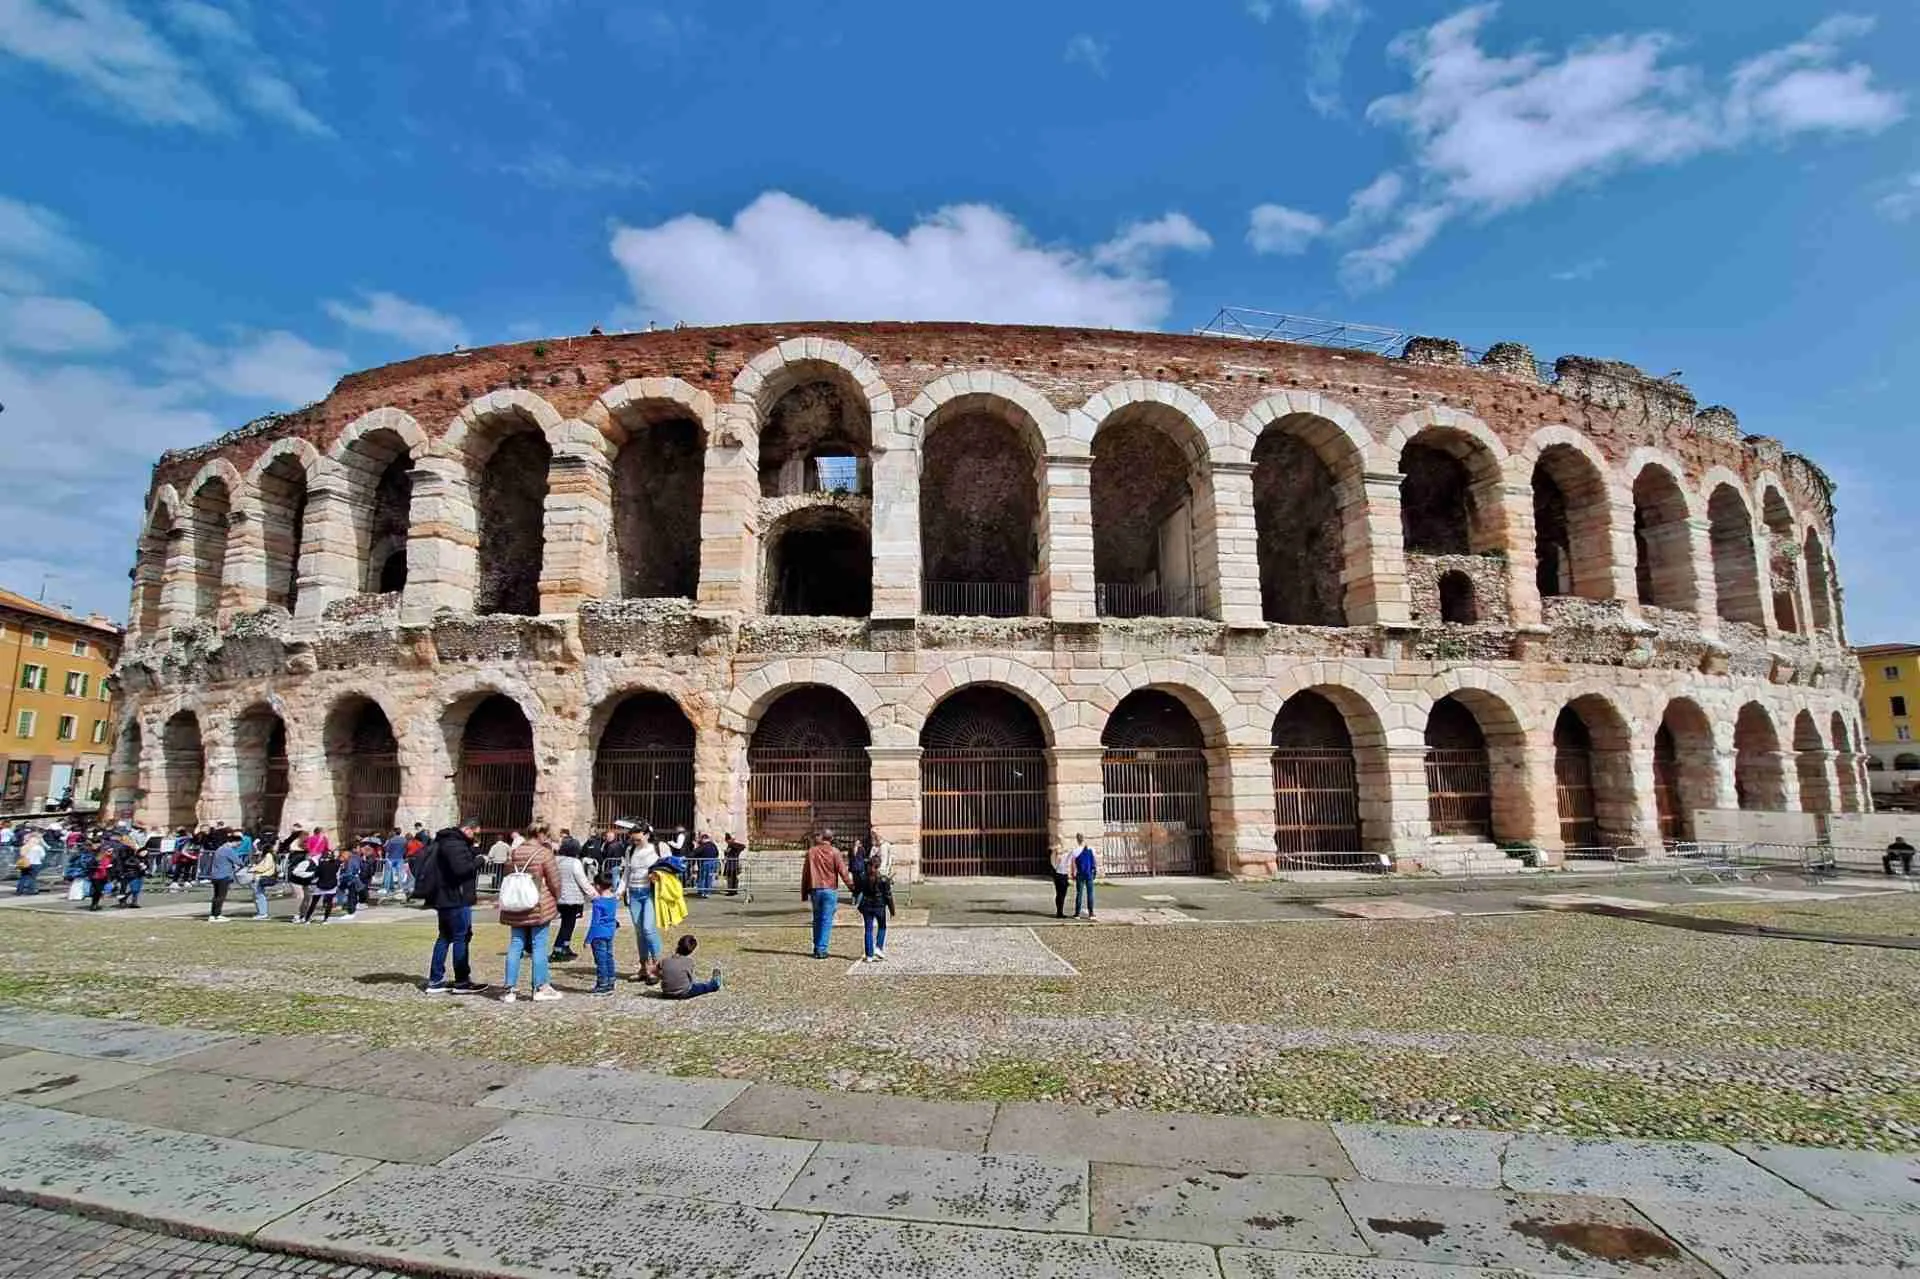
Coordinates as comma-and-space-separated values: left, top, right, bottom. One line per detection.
1886, 835, 1916, 876
658, 934, 721, 1000
584, 873, 620, 995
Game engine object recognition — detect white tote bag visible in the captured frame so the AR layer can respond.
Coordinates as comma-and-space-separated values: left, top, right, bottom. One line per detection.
498, 848, 539, 913
67, 878, 86, 902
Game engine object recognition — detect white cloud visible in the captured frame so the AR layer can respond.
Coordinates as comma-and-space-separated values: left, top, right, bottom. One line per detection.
1093, 213, 1212, 272
1726, 15, 1904, 136
1064, 33, 1108, 77
0, 294, 119, 352
1338, 203, 1451, 291
1550, 257, 1608, 282
1293, 0, 1364, 116
323, 290, 469, 351
1875, 173, 1920, 223
0, 0, 328, 134
201, 330, 346, 403
610, 192, 1209, 330
1343, 170, 1404, 226
495, 151, 649, 191
1245, 0, 1274, 21
0, 195, 92, 291
1247, 204, 1327, 254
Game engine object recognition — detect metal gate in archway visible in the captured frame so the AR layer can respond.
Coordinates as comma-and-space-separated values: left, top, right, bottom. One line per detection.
592, 693, 695, 832
1272, 749, 1362, 856
1101, 691, 1210, 875
243, 722, 290, 835
920, 687, 1049, 876
1554, 710, 1599, 849
1652, 725, 1685, 844
747, 687, 871, 847
456, 696, 535, 844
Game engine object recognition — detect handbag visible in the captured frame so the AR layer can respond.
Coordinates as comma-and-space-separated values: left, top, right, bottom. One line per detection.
66, 879, 86, 901
497, 848, 539, 912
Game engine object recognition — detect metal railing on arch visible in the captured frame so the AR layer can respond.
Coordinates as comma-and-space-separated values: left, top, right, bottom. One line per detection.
921, 581, 1030, 619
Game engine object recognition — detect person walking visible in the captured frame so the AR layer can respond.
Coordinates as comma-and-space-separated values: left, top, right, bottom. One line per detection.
86, 843, 113, 911
381, 827, 409, 897
111, 839, 145, 908
286, 842, 319, 918
301, 848, 341, 923
723, 832, 744, 896
854, 843, 895, 963
247, 838, 277, 919
1049, 841, 1073, 919
1071, 833, 1097, 921
13, 826, 45, 896
658, 935, 721, 1000
206, 835, 243, 921
417, 819, 486, 995
584, 874, 620, 995
623, 828, 663, 983
550, 837, 595, 962
1886, 835, 1916, 876
801, 831, 853, 959
279, 826, 310, 913
497, 830, 563, 1003
692, 830, 719, 899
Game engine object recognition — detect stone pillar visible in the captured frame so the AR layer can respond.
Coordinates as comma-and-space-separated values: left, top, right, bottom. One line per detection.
697, 403, 760, 614
696, 724, 744, 840
131, 716, 162, 829
283, 720, 335, 833
536, 733, 591, 837
128, 556, 162, 643
868, 746, 922, 881
1770, 749, 1802, 812
1498, 481, 1543, 627
1350, 472, 1412, 626
1208, 461, 1263, 627
1047, 746, 1105, 849
158, 527, 196, 630
198, 721, 242, 828
216, 511, 262, 625
1381, 743, 1432, 852
294, 482, 359, 624
539, 441, 613, 614
1511, 738, 1560, 853
396, 713, 446, 832
1601, 496, 1641, 615
1622, 742, 1665, 850
1709, 745, 1740, 815
401, 455, 475, 624
1797, 748, 1838, 814
1221, 745, 1276, 877
870, 446, 920, 621
1042, 457, 1094, 621
1687, 516, 1719, 633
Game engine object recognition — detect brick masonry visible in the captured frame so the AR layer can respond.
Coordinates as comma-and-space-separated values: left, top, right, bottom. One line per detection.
110, 324, 1866, 875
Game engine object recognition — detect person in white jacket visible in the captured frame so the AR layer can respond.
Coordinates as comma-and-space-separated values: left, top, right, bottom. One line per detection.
550, 843, 597, 962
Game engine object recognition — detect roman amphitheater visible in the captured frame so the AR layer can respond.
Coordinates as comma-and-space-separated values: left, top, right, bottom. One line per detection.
108, 320, 1865, 877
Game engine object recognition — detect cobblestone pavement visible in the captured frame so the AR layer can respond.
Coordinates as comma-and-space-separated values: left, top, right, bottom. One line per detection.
0, 1202, 406, 1278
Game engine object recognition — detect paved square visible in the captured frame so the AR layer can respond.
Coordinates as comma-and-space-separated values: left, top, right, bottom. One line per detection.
1093, 1164, 1368, 1253
478, 1062, 747, 1127
163, 1034, 377, 1083
1219, 1252, 1537, 1277
0, 1009, 229, 1063
1734, 1141, 1920, 1213
992, 1102, 1356, 1176
1632, 1198, 1920, 1278
709, 1083, 995, 1152
0, 1049, 155, 1106
788, 1215, 1221, 1279
324, 1045, 526, 1104
1502, 1133, 1819, 1206
844, 925, 1076, 976
777, 1140, 1088, 1230
55, 1069, 332, 1137
238, 1089, 508, 1163
1334, 1123, 1510, 1190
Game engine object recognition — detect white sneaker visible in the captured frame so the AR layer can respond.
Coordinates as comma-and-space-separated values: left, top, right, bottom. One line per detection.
500, 991, 517, 1003
206, 915, 229, 923
874, 949, 886, 961
531, 986, 563, 1002
859, 955, 873, 964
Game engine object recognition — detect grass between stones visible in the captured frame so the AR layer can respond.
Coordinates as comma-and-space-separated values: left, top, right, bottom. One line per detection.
0, 898, 1915, 1149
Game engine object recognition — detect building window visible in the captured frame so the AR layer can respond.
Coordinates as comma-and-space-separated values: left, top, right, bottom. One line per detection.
29, 631, 46, 649
1886, 665, 1903, 681
18, 664, 45, 692
97, 682, 111, 702
71, 639, 88, 656
56, 715, 76, 742
1900, 725, 1914, 742
63, 671, 88, 698
90, 719, 106, 745
15, 710, 35, 738
1894, 696, 1909, 718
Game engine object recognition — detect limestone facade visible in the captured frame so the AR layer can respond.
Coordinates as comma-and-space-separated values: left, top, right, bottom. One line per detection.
110, 323, 1866, 876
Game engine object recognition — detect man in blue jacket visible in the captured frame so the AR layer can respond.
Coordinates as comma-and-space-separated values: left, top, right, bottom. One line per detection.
417, 821, 485, 995
205, 836, 243, 921
1072, 834, 1098, 921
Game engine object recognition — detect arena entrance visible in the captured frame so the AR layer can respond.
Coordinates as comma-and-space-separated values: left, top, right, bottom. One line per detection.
160, 711, 204, 830
454, 695, 535, 842
747, 687, 871, 848
592, 692, 695, 831
1553, 707, 1599, 849
1101, 690, 1211, 875
327, 697, 400, 841
1424, 695, 1492, 840
1271, 691, 1363, 863
1653, 723, 1684, 844
234, 707, 290, 835
919, 687, 1050, 876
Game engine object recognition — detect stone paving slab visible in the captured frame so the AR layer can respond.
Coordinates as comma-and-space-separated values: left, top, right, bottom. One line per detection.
1335, 1124, 1511, 1190
478, 1062, 747, 1127
55, 1069, 332, 1138
777, 1139, 1088, 1231
842, 925, 1077, 976
443, 1112, 814, 1208
1336, 1181, 1712, 1277
1093, 1163, 1368, 1253
1734, 1141, 1920, 1213
1631, 1198, 1920, 1278
0, 1201, 415, 1279
161, 1035, 378, 1083
1319, 901, 1458, 920
708, 1082, 996, 1152
1501, 1133, 1820, 1207
0, 1044, 22, 1059
992, 1101, 1356, 1177
259, 1163, 820, 1279
0, 1049, 156, 1106
0, 1100, 374, 1235
1220, 1252, 1546, 1278
237, 1089, 508, 1164
787, 1215, 1221, 1279
0, 1009, 229, 1063
323, 1045, 525, 1104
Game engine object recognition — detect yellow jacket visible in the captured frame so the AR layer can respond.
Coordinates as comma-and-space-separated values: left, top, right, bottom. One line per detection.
653, 869, 687, 932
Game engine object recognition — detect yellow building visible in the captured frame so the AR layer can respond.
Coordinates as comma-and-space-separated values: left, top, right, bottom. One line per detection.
0, 587, 122, 814
1857, 642, 1920, 797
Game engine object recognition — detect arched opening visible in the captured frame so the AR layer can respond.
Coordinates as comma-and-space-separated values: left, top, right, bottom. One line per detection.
919, 686, 1050, 875
1831, 712, 1861, 812
1271, 691, 1361, 859
472, 426, 550, 616
1252, 425, 1345, 625
1654, 700, 1716, 844
1653, 723, 1684, 845
187, 479, 231, 620
234, 706, 290, 834
1632, 465, 1696, 611
920, 402, 1041, 618
765, 508, 871, 616
453, 695, 536, 843
1438, 572, 1477, 624
1101, 689, 1212, 874
1424, 696, 1492, 840
747, 687, 871, 847
592, 692, 695, 830
1091, 406, 1210, 618
325, 698, 400, 841
1761, 488, 1802, 634
1793, 711, 1832, 814
1400, 439, 1472, 554
608, 413, 704, 599
1531, 445, 1612, 600
1733, 703, 1785, 811
257, 454, 308, 614
341, 428, 414, 595
135, 508, 172, 634
160, 711, 203, 830
1708, 485, 1765, 627
1803, 529, 1835, 634
1553, 707, 1599, 849
106, 720, 141, 822
1896, 753, 1920, 772
759, 374, 870, 497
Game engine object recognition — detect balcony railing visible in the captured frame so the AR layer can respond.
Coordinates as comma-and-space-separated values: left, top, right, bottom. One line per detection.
922, 581, 1030, 618
1095, 581, 1206, 619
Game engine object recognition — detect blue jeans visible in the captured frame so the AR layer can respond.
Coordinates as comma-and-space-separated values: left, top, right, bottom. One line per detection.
252, 879, 270, 916
696, 857, 715, 897
626, 885, 660, 962
863, 911, 887, 958
14, 866, 38, 895
810, 888, 839, 957
503, 922, 552, 993
1074, 878, 1095, 916
430, 905, 473, 986
383, 859, 403, 894
121, 875, 143, 902
670, 979, 720, 1000
589, 937, 615, 989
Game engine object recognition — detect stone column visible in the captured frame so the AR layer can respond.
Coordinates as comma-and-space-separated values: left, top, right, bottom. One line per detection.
128, 557, 162, 643
1510, 737, 1561, 854
869, 445, 920, 621
219, 511, 264, 624
401, 455, 475, 624
1497, 480, 1543, 627
695, 724, 744, 840
1687, 516, 1720, 633
157, 526, 197, 631
1349, 472, 1412, 626
1797, 748, 1838, 814
1601, 496, 1641, 615
198, 720, 242, 828
132, 716, 163, 829
1770, 749, 1802, 812
1047, 745, 1105, 848
539, 441, 613, 614
1220, 745, 1276, 877
283, 719, 335, 833
1621, 741, 1665, 850
395, 713, 445, 832
536, 733, 591, 837
697, 403, 760, 614
1378, 743, 1432, 854
1208, 462, 1263, 626
868, 746, 922, 881
1042, 457, 1094, 621
293, 481, 360, 624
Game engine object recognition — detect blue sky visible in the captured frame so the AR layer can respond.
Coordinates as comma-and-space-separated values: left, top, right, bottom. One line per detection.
0, 0, 1914, 640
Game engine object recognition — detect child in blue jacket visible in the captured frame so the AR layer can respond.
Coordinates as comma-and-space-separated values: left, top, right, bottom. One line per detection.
585, 874, 621, 994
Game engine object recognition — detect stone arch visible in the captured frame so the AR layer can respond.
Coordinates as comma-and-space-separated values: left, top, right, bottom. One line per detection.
596, 384, 708, 601
328, 406, 429, 466
1248, 402, 1370, 626
441, 389, 567, 459
1655, 698, 1717, 843
903, 372, 1071, 456
232, 702, 291, 834
330, 409, 428, 596
135, 490, 179, 635
1249, 666, 1396, 753
1831, 710, 1861, 812
1094, 662, 1236, 747
589, 688, 697, 831
725, 662, 886, 739
1438, 570, 1478, 623
322, 691, 404, 840
185, 462, 241, 621
1759, 483, 1804, 634
158, 709, 205, 830
247, 440, 322, 614
1521, 428, 1618, 601
1733, 702, 1786, 811
1707, 482, 1765, 627
919, 684, 1052, 876
745, 684, 873, 847
733, 336, 894, 421
1552, 693, 1637, 849
1419, 673, 1530, 844
1792, 709, 1832, 814
445, 394, 557, 616
1234, 391, 1373, 468
917, 388, 1048, 617
752, 355, 878, 500
585, 377, 718, 440
1393, 408, 1508, 560
1803, 528, 1836, 634
763, 504, 871, 617
1100, 688, 1217, 874
1084, 390, 1221, 619
902, 658, 1071, 749
443, 687, 538, 842
106, 717, 142, 821
1628, 457, 1699, 612
1271, 689, 1375, 859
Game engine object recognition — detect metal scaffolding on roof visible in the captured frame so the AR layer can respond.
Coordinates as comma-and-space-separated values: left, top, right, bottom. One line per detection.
1194, 307, 1416, 358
